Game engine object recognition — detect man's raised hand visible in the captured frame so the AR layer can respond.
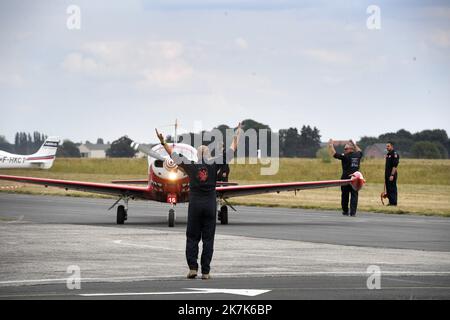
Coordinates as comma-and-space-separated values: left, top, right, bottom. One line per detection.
155, 129, 165, 144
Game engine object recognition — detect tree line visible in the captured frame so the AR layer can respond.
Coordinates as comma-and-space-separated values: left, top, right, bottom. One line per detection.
358, 129, 449, 159
0, 132, 48, 155
1, 124, 449, 159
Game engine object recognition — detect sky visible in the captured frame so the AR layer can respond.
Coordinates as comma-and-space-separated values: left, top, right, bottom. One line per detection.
0, 0, 449, 144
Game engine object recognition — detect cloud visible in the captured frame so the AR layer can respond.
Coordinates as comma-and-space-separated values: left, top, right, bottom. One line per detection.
0, 73, 25, 88
142, 0, 316, 11
430, 29, 450, 48
423, 5, 450, 20
138, 62, 193, 88
61, 40, 193, 87
321, 75, 345, 85
301, 49, 351, 64
235, 37, 249, 49
62, 53, 99, 74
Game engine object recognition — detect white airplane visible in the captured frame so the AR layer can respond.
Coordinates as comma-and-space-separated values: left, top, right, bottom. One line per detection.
0, 136, 60, 169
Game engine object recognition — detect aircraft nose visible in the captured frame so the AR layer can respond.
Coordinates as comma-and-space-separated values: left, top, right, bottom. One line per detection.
164, 158, 178, 172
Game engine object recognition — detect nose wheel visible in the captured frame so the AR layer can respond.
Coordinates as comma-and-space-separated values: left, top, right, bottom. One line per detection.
168, 208, 175, 227
218, 205, 228, 225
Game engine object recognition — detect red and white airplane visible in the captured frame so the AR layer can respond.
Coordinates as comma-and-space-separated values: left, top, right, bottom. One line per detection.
0, 140, 365, 227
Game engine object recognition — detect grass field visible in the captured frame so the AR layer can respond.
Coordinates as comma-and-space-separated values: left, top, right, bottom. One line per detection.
1, 158, 449, 216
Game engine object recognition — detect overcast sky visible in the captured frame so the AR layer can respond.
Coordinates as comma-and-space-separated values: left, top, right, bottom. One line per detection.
0, 0, 449, 144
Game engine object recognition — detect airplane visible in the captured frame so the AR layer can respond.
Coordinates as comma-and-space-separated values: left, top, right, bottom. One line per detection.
0, 135, 365, 227
0, 137, 60, 169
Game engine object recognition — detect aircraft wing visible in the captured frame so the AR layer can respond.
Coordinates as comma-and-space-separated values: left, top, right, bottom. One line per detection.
0, 175, 150, 199
216, 172, 365, 198
110, 179, 239, 187
111, 179, 148, 185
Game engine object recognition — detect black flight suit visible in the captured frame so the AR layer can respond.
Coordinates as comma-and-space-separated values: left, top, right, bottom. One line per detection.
172, 148, 234, 274
334, 151, 363, 216
385, 150, 400, 205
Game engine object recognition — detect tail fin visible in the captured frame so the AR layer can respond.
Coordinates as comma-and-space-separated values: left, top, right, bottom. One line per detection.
27, 136, 60, 169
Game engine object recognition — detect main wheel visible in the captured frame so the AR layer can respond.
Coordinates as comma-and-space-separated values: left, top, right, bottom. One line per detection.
117, 205, 127, 225
220, 205, 228, 225
168, 209, 175, 227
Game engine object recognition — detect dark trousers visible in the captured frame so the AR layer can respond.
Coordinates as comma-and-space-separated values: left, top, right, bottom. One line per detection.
186, 193, 217, 274
341, 185, 359, 214
385, 175, 398, 205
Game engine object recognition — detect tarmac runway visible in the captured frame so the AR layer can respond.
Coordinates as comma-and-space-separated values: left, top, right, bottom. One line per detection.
0, 193, 449, 300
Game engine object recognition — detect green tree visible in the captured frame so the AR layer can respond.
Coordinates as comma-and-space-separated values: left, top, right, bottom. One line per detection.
15, 132, 28, 154
280, 127, 300, 157
106, 136, 137, 158
385, 129, 414, 156
13, 131, 47, 154
298, 125, 321, 158
56, 140, 81, 158
357, 136, 379, 151
0, 136, 14, 152
411, 141, 443, 159
413, 129, 448, 145
434, 142, 448, 159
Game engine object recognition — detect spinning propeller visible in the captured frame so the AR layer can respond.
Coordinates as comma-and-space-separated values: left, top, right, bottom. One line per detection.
130, 140, 179, 173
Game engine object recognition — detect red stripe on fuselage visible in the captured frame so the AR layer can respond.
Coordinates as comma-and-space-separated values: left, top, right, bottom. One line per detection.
26, 156, 55, 161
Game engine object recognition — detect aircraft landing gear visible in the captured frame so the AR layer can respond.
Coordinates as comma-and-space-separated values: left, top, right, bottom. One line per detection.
116, 205, 128, 225
111, 196, 129, 225
218, 205, 228, 225
168, 205, 175, 227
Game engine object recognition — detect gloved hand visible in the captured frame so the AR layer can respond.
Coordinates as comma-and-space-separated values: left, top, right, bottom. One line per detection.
155, 129, 165, 144
380, 192, 388, 205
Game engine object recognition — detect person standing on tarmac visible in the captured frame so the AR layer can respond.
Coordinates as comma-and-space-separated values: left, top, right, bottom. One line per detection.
156, 124, 241, 280
328, 139, 363, 216
385, 141, 400, 206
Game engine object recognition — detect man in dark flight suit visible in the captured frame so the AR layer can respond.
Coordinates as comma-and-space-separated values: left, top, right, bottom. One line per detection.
156, 124, 241, 280
385, 141, 400, 206
328, 139, 363, 216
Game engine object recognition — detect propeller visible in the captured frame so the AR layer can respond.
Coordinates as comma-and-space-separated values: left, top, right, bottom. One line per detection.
130, 141, 165, 161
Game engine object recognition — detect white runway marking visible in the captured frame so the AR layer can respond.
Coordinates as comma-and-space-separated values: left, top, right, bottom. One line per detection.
81, 288, 271, 297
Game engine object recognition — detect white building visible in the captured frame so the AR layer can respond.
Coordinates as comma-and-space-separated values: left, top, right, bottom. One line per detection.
78, 143, 111, 158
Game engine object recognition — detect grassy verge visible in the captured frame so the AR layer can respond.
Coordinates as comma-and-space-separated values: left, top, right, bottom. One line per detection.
0, 158, 449, 217
227, 182, 450, 217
